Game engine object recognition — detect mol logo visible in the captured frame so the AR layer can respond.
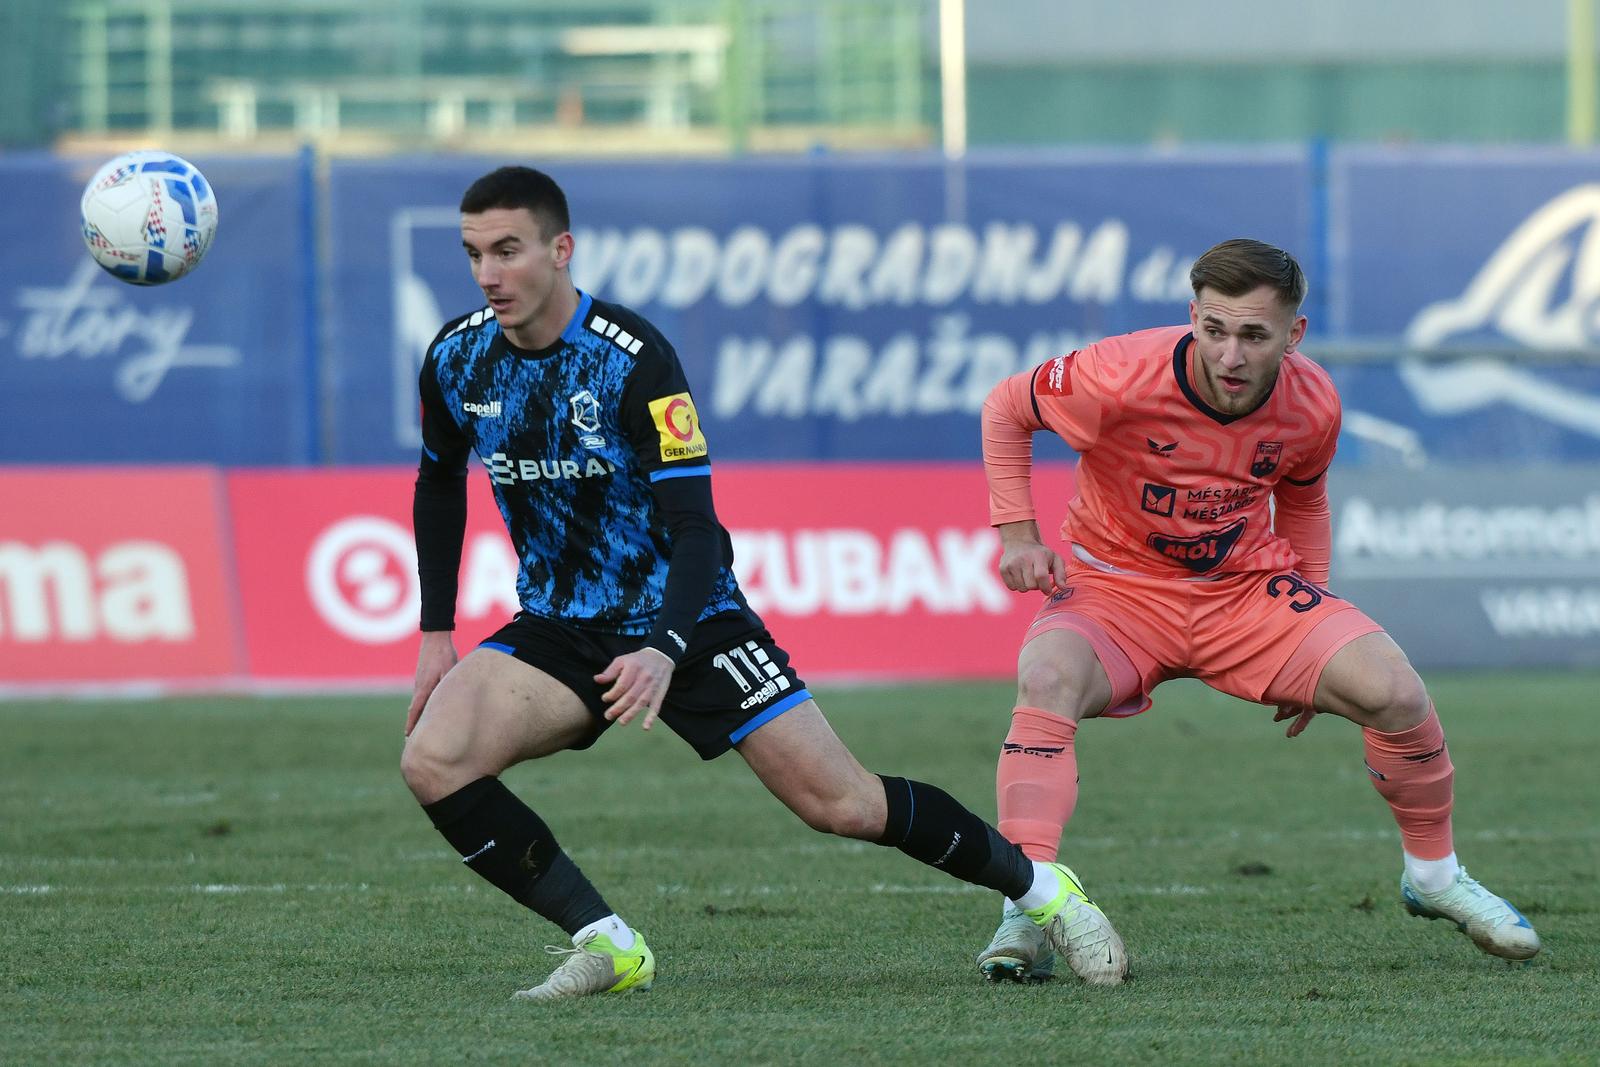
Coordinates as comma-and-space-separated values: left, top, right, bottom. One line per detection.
1146, 518, 1247, 574
0, 540, 194, 642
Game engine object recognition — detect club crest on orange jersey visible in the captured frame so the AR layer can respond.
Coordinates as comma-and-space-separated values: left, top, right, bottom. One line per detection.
1251, 441, 1283, 478
1034, 353, 1076, 396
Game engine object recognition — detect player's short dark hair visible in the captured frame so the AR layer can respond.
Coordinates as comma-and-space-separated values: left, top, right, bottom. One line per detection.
1189, 238, 1306, 311
459, 166, 571, 238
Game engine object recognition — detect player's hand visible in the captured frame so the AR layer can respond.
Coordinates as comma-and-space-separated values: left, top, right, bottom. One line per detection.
596, 647, 676, 731
998, 540, 1070, 595
1274, 704, 1318, 738
406, 631, 458, 737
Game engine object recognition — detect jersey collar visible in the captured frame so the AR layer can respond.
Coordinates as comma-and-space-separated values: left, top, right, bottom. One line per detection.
561, 290, 595, 345
1172, 331, 1277, 425
497, 289, 594, 360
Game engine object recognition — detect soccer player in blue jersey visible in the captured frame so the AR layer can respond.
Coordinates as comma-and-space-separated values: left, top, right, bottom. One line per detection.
399, 166, 1128, 1002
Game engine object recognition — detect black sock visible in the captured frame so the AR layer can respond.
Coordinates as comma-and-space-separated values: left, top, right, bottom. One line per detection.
422, 777, 612, 937
876, 775, 1033, 900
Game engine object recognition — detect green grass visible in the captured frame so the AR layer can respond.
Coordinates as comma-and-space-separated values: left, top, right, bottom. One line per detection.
2, 674, 1597, 1066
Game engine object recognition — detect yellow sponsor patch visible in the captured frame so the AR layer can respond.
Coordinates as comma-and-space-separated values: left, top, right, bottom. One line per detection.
648, 392, 708, 462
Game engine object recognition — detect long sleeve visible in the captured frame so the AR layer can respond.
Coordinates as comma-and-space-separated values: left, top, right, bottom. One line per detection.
640, 473, 725, 661
1273, 400, 1340, 586
983, 370, 1045, 526
1273, 477, 1332, 585
414, 341, 473, 631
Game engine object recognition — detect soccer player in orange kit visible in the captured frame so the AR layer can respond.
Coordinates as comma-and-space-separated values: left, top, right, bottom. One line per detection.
974, 239, 1540, 985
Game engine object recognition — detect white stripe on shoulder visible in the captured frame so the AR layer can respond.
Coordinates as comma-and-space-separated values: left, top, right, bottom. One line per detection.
447, 306, 494, 337
586, 311, 647, 356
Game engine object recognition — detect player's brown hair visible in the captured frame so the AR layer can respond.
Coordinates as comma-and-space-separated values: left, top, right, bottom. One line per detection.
459, 166, 570, 239
1189, 238, 1306, 311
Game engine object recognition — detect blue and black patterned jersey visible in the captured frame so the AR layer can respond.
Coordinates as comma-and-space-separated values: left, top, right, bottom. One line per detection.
417, 291, 744, 635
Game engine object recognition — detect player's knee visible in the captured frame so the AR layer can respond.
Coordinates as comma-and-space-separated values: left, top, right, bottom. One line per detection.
792, 784, 883, 840
1016, 658, 1090, 718
400, 728, 464, 803
1363, 666, 1431, 733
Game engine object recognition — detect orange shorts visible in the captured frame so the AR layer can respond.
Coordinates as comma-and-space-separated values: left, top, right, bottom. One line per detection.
1024, 560, 1384, 717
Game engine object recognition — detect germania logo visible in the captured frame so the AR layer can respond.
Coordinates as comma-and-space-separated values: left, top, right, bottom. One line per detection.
648, 392, 708, 462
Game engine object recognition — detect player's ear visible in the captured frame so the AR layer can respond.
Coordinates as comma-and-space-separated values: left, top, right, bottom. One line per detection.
551, 231, 575, 270
1287, 314, 1308, 350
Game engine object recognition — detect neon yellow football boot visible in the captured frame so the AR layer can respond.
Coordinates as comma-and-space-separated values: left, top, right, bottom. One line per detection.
1023, 863, 1127, 987
513, 931, 655, 1001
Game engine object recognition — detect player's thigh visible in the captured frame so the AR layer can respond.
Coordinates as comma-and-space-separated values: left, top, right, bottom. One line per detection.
1016, 627, 1115, 720
1018, 571, 1177, 719
1310, 630, 1430, 731
409, 647, 594, 773
734, 699, 883, 835
1199, 573, 1380, 707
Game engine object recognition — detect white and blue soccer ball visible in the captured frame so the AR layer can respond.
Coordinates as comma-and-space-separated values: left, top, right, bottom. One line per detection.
79, 150, 218, 285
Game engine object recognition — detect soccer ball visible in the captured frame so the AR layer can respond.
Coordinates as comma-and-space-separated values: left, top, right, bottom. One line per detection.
79, 151, 218, 285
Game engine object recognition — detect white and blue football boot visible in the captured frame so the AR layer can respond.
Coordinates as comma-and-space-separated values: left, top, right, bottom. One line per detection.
1401, 868, 1540, 961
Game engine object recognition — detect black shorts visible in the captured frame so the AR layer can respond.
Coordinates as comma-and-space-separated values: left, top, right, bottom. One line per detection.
478, 610, 811, 760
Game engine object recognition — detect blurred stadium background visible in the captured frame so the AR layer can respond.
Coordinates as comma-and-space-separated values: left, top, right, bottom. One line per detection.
3, 0, 1598, 690
4, 4, 1599, 1063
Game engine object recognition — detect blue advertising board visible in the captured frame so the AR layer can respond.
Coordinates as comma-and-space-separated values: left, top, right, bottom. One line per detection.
326, 150, 1311, 463
7, 148, 1600, 466
0, 153, 313, 464
1328, 146, 1600, 464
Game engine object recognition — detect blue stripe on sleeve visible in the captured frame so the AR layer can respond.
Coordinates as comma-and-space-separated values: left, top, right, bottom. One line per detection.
649, 464, 712, 482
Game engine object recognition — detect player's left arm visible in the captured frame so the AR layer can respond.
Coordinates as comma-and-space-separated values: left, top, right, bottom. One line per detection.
1270, 398, 1341, 738
598, 337, 726, 729
1272, 404, 1341, 587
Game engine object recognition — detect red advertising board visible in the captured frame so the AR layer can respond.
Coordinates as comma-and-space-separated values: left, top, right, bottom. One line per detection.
226, 469, 514, 680
0, 468, 240, 685
225, 463, 1076, 683
713, 463, 1077, 678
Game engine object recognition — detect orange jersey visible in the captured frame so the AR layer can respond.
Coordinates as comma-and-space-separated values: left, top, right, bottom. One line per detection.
984, 325, 1340, 581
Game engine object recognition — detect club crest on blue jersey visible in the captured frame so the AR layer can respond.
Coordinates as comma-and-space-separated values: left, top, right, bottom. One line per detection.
570, 390, 605, 447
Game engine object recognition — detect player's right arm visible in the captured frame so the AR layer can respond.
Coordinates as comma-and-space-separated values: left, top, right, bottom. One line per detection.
981, 349, 1106, 594
407, 336, 474, 734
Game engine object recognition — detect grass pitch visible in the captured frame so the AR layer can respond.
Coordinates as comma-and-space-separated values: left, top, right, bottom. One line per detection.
2, 673, 1597, 1066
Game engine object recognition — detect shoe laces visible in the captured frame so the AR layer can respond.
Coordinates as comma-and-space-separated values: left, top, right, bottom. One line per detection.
1436, 869, 1516, 924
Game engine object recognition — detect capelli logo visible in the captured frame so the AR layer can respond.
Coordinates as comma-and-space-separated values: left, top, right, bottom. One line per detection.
463, 400, 502, 418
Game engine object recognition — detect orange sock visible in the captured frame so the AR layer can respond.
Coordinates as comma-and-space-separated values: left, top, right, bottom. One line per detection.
997, 705, 1079, 862
1362, 704, 1454, 860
